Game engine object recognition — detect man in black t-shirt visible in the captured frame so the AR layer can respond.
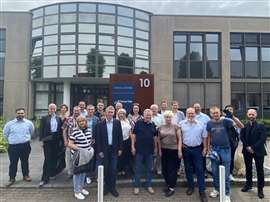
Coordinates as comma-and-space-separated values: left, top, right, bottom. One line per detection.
131, 109, 157, 195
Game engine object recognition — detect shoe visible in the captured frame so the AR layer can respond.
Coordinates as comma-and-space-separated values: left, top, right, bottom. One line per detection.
81, 189, 89, 196
147, 187, 155, 194
241, 184, 252, 192
165, 189, 175, 197
110, 189, 119, 197
258, 189, 264, 199
209, 189, 219, 198
23, 176, 32, 182
5, 179, 15, 187
39, 180, 48, 188
225, 195, 231, 202
86, 177, 92, 184
230, 174, 235, 181
163, 187, 169, 193
186, 187, 194, 195
157, 170, 162, 175
134, 187, 140, 195
199, 192, 208, 202
104, 188, 109, 196
74, 192, 85, 200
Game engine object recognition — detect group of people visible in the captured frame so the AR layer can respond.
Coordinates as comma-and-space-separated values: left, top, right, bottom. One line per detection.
3, 99, 267, 202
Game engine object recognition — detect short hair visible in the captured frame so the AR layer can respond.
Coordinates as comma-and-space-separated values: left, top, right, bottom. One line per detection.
186, 107, 195, 113
76, 116, 87, 124
73, 106, 81, 111
15, 108, 25, 113
143, 109, 152, 115
161, 99, 167, 104
78, 101, 86, 105
106, 105, 115, 112
48, 103, 57, 109
163, 110, 173, 117
193, 103, 201, 107
171, 100, 179, 105
224, 105, 233, 110
60, 104, 69, 111
87, 104, 95, 109
150, 104, 159, 110
247, 108, 257, 116
210, 106, 220, 114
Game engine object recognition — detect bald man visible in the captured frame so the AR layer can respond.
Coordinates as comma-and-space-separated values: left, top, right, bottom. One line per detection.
240, 109, 267, 199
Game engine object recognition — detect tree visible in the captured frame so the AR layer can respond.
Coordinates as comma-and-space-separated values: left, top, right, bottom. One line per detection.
86, 48, 105, 77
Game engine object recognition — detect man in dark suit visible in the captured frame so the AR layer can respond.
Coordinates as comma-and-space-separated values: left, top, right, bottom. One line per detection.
95, 105, 123, 197
39, 103, 64, 187
240, 109, 267, 199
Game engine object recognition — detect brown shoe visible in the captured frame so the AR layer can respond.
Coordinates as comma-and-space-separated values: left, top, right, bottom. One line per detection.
147, 187, 155, 194
23, 176, 32, 182
5, 179, 15, 187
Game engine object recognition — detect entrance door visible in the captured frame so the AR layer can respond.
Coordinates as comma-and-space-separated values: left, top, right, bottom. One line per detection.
71, 84, 109, 108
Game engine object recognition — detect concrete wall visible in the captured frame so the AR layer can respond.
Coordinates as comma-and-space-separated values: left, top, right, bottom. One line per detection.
0, 12, 32, 120
151, 15, 270, 108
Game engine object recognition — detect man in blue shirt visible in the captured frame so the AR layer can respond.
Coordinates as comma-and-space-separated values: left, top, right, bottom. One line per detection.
3, 108, 34, 187
132, 109, 157, 195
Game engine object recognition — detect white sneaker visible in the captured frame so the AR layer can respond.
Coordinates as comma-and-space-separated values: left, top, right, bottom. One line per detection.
209, 189, 219, 198
81, 189, 89, 196
230, 174, 235, 181
74, 192, 85, 200
86, 177, 92, 184
225, 195, 231, 202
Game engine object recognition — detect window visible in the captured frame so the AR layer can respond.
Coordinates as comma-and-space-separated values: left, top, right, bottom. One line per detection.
261, 47, 270, 78
43, 66, 58, 78
44, 35, 58, 45
61, 24, 76, 33
33, 9, 43, 18
60, 14, 76, 23
245, 47, 259, 78
118, 6, 133, 17
78, 34, 95, 44
136, 40, 148, 50
78, 24, 96, 33
60, 4, 77, 13
79, 3, 96, 12
135, 20, 149, 31
44, 25, 58, 35
99, 35, 114, 45
98, 4, 115, 13
230, 47, 244, 78
0, 57, 4, 79
59, 66, 76, 77
79, 13, 96, 23
44, 45, 58, 55
61, 34, 75, 44
118, 46, 133, 57
263, 83, 270, 118
32, 18, 43, 28
44, 15, 58, 25
98, 14, 115, 24
136, 30, 148, 40
32, 28, 42, 37
44, 56, 57, 65
118, 36, 133, 47
118, 26, 133, 37
99, 25, 115, 34
135, 10, 149, 21
247, 83, 261, 110
59, 55, 76, 64
45, 5, 58, 15
118, 16, 133, 27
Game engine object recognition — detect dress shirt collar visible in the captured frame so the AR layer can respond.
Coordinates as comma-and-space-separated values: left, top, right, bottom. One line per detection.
106, 118, 113, 123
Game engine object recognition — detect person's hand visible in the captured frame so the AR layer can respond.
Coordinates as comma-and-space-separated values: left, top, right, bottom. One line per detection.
178, 150, 183, 159
99, 152, 104, 158
64, 139, 68, 147
247, 146, 254, 154
131, 147, 136, 156
202, 148, 207, 157
118, 150, 122, 156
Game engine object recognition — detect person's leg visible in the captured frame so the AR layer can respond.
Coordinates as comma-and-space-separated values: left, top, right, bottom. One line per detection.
166, 149, 178, 189
254, 155, 265, 190
220, 148, 231, 196
183, 147, 195, 190
110, 153, 118, 190
8, 145, 20, 180
19, 143, 31, 177
41, 142, 51, 181
145, 154, 153, 188
73, 173, 83, 193
80, 173, 87, 190
230, 145, 237, 174
50, 138, 58, 177
243, 152, 253, 187
210, 157, 219, 191
134, 154, 143, 188
65, 147, 72, 176
161, 148, 169, 186
193, 147, 205, 193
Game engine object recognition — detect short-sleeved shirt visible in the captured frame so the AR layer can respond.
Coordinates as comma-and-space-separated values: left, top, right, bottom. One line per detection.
158, 124, 179, 150
206, 118, 233, 147
152, 114, 164, 127
172, 111, 185, 126
179, 119, 207, 147
133, 119, 157, 155
69, 128, 94, 154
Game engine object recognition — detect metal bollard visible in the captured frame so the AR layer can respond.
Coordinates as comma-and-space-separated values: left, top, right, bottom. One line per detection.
97, 165, 104, 202
219, 165, 225, 202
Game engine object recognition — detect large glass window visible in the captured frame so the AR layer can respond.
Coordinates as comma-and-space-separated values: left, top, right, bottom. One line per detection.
230, 47, 244, 78
262, 47, 270, 78
245, 47, 259, 78
79, 3, 96, 12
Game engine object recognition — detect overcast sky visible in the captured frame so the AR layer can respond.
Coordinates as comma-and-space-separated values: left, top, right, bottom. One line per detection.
0, 0, 270, 17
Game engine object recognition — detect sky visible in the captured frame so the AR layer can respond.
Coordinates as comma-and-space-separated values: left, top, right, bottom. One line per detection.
0, 0, 269, 17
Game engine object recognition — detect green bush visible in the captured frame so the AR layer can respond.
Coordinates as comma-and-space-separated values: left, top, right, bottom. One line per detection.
241, 119, 270, 137
0, 117, 8, 153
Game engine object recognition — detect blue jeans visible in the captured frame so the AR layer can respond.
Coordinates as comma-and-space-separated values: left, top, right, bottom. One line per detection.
211, 146, 231, 195
73, 173, 86, 193
182, 146, 205, 193
134, 153, 153, 188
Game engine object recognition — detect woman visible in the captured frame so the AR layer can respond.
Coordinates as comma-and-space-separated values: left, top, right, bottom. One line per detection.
68, 116, 94, 200
117, 108, 133, 176
59, 104, 69, 122
127, 103, 143, 131
158, 110, 182, 197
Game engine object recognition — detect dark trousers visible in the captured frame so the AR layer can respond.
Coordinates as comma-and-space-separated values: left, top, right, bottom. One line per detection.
243, 151, 265, 189
103, 146, 118, 190
8, 142, 31, 179
183, 146, 205, 193
161, 148, 179, 189
134, 153, 153, 187
41, 139, 58, 181
230, 144, 237, 174
117, 139, 133, 174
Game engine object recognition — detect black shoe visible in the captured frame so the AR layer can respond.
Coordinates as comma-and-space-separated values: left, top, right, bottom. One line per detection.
104, 188, 109, 196
163, 187, 169, 193
165, 189, 175, 197
39, 180, 49, 188
199, 192, 208, 202
5, 179, 15, 187
258, 189, 264, 199
186, 187, 194, 195
110, 189, 119, 197
241, 185, 252, 192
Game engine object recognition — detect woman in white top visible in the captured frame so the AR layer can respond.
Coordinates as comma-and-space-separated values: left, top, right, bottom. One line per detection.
117, 108, 133, 176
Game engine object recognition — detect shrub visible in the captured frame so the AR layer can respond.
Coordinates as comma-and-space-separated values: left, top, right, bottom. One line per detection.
0, 117, 8, 153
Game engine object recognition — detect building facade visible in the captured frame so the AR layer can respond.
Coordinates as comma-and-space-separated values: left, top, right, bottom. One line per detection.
0, 2, 269, 119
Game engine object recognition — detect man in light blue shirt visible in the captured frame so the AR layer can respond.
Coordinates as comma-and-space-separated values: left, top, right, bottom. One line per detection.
179, 107, 208, 202
79, 101, 87, 118
194, 103, 210, 126
106, 118, 113, 145
3, 108, 34, 187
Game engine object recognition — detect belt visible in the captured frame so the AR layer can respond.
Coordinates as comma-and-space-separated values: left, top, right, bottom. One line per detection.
183, 144, 201, 149
9, 141, 30, 146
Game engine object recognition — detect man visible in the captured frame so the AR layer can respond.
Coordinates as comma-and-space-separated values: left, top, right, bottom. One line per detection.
159, 99, 168, 114
78, 101, 87, 117
39, 103, 63, 187
114, 101, 123, 117
150, 104, 164, 175
240, 109, 267, 199
179, 107, 208, 202
62, 106, 81, 177
171, 100, 185, 125
94, 101, 105, 119
95, 106, 123, 197
3, 108, 34, 187
223, 105, 244, 180
132, 109, 157, 195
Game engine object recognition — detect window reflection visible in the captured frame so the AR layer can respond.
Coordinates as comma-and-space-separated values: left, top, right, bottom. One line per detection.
59, 65, 76, 77
98, 4, 115, 13
33, 9, 43, 18
99, 25, 115, 34
78, 34, 95, 43
44, 25, 58, 35
135, 59, 148, 69
99, 35, 115, 45
44, 15, 58, 25
118, 6, 133, 17
44, 56, 57, 65
61, 34, 75, 44
60, 55, 76, 64
118, 16, 133, 27
44, 45, 58, 55
135, 10, 149, 21
45, 5, 58, 15
118, 26, 133, 37
136, 30, 148, 39
32, 28, 42, 37
79, 3, 96, 12
79, 13, 96, 23
174, 44, 186, 60
79, 24, 96, 33
60, 4, 77, 13
118, 36, 133, 47
78, 44, 96, 54
135, 20, 149, 30
61, 14, 76, 23
118, 46, 133, 57
262, 48, 270, 78
44, 35, 58, 45
98, 14, 115, 24
190, 43, 202, 61
136, 40, 148, 50
43, 66, 58, 78
118, 55, 133, 67
190, 61, 203, 78
32, 18, 43, 28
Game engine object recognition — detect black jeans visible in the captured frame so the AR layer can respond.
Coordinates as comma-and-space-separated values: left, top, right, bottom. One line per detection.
8, 142, 31, 179
41, 138, 58, 181
161, 148, 179, 189
117, 139, 133, 174
243, 151, 265, 189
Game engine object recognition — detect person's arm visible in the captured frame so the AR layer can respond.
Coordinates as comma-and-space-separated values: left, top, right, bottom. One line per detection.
157, 128, 162, 157
232, 116, 244, 129
177, 126, 183, 159
131, 133, 136, 155
117, 121, 123, 156
68, 139, 79, 151
207, 132, 211, 153
3, 122, 10, 140
62, 127, 69, 146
